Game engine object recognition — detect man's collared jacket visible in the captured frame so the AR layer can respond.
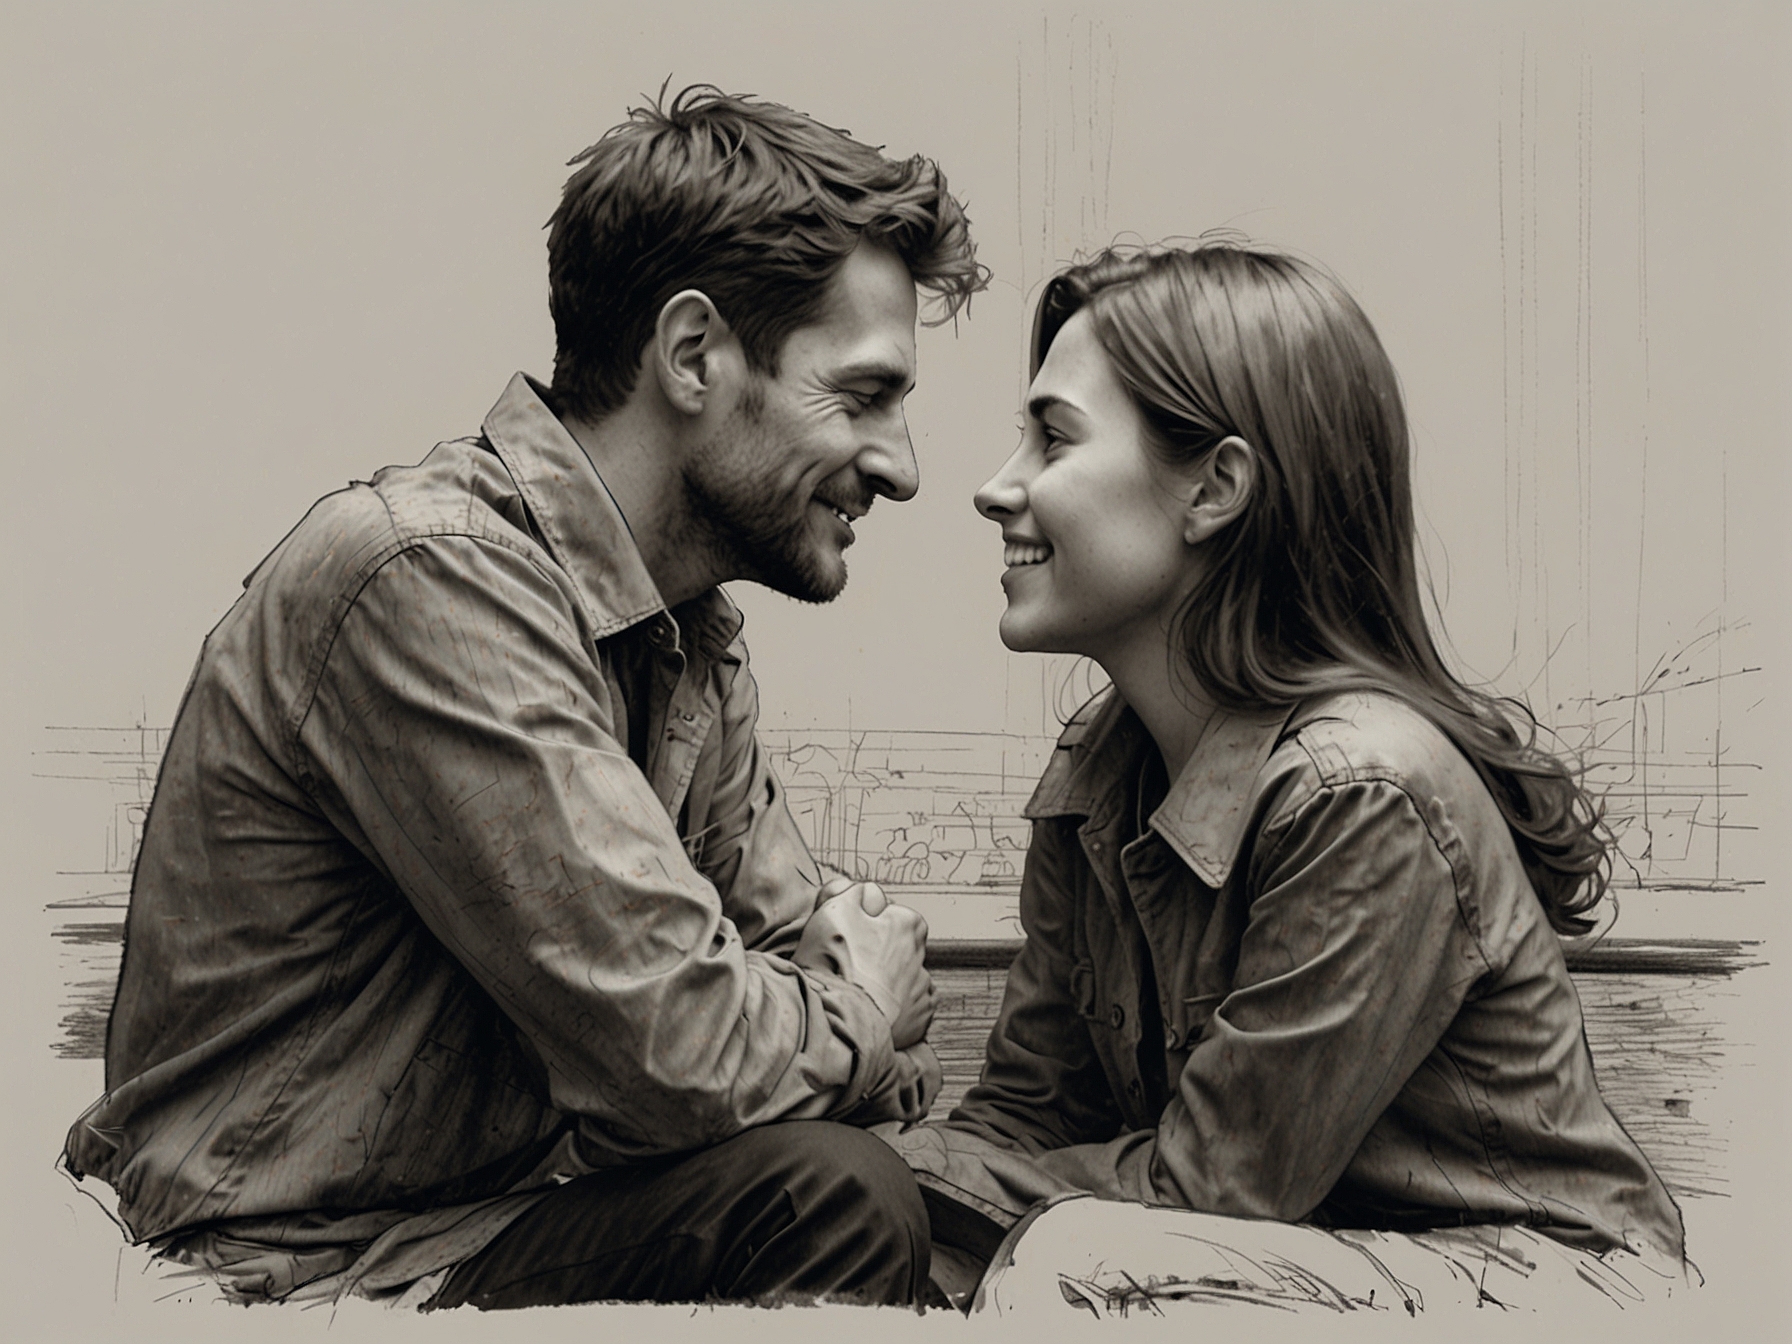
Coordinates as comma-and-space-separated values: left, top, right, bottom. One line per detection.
63, 375, 932, 1294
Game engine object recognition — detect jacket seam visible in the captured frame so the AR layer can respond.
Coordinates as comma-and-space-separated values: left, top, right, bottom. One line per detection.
284, 526, 585, 790
1258, 767, 1495, 977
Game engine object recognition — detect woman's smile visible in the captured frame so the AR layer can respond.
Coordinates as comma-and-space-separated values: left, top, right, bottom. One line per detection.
1002, 540, 1052, 568
975, 311, 1201, 664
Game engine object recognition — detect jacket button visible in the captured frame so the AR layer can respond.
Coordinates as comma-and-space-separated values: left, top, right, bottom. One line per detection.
1127, 1079, 1142, 1097
1164, 1024, 1179, 1048
1109, 1004, 1125, 1029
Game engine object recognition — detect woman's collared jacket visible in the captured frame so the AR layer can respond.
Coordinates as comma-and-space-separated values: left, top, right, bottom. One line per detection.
899, 688, 1685, 1264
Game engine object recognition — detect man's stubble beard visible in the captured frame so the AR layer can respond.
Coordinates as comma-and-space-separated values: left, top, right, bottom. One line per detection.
680, 386, 848, 606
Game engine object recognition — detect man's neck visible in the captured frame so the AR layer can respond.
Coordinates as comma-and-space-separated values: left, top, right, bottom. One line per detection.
560, 401, 722, 609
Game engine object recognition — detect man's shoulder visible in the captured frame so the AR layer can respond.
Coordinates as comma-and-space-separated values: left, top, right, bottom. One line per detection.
250, 437, 541, 603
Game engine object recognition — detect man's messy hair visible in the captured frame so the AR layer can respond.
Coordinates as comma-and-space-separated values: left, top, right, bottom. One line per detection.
546, 83, 989, 421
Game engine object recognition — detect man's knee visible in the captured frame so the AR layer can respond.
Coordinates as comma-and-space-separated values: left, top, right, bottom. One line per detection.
796, 1123, 924, 1214
732, 1121, 929, 1295
746, 1122, 924, 1228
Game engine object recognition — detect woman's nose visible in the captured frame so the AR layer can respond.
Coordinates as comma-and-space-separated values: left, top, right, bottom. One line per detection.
974, 446, 1028, 521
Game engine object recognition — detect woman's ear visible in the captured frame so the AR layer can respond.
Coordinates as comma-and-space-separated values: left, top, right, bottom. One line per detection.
650, 290, 742, 417
1183, 435, 1255, 545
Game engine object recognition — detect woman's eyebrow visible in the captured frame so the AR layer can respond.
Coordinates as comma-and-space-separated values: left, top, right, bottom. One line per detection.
1027, 393, 1073, 421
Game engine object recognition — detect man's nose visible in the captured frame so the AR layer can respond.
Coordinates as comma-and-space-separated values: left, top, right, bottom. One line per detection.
860, 410, 919, 502
974, 445, 1028, 520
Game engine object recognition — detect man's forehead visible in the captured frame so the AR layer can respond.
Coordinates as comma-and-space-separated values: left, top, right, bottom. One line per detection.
789, 241, 918, 377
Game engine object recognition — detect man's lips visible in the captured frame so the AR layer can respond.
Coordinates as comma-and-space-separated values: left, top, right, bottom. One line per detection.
813, 498, 867, 548
816, 496, 872, 527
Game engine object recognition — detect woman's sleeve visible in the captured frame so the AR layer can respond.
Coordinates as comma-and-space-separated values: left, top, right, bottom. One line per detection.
944, 819, 1126, 1153
1025, 777, 1490, 1218
879, 817, 1125, 1228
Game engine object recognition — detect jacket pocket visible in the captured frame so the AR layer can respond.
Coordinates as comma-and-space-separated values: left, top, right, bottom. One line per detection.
1069, 960, 1101, 1021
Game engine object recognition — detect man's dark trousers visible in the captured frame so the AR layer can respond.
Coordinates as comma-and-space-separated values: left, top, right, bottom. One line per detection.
428, 1121, 929, 1308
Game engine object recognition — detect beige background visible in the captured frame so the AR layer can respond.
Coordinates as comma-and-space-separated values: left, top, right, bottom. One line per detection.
3, 0, 1786, 1337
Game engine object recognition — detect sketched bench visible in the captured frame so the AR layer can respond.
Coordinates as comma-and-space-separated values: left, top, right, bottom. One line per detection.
52, 915, 1757, 1206
44, 914, 1758, 1317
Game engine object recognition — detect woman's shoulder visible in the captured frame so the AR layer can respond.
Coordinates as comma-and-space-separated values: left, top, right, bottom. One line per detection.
1263, 689, 1492, 815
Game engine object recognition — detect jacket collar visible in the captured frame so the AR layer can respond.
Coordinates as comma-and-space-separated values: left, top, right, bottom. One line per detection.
480, 373, 743, 658
1024, 688, 1297, 889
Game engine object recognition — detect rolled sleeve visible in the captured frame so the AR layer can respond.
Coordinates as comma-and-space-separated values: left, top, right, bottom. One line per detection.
296, 536, 915, 1154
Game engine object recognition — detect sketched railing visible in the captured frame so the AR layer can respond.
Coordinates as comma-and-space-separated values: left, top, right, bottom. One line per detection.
760, 729, 1052, 897
35, 657, 1762, 920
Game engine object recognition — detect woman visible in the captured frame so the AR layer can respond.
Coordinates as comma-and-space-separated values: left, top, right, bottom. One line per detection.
897, 242, 1684, 1297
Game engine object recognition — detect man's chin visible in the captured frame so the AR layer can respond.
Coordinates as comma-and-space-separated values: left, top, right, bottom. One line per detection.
754, 551, 847, 605
784, 568, 848, 605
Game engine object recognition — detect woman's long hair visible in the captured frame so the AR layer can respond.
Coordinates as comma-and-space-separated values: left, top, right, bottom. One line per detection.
1035, 242, 1609, 935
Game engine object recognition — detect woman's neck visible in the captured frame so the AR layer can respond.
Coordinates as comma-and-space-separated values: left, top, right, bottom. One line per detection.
1096, 635, 1218, 784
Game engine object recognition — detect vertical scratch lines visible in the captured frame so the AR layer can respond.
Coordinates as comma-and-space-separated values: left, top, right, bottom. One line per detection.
1634, 70, 1651, 839
1041, 14, 1053, 273
1065, 18, 1081, 245
1015, 40, 1023, 264
1076, 20, 1090, 246
1716, 422, 1727, 879
1016, 40, 1028, 409
1024, 15, 1117, 292
1096, 28, 1111, 234
1579, 54, 1596, 715
1084, 19, 1098, 243
1526, 43, 1551, 718
1575, 56, 1585, 700
1515, 42, 1530, 669
1499, 56, 1515, 655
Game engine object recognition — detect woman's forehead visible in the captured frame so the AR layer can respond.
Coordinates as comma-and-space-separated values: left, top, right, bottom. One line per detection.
1029, 311, 1126, 414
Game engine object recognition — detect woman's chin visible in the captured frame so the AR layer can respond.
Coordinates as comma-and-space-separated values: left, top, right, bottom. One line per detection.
998, 612, 1069, 656
996, 612, 1036, 653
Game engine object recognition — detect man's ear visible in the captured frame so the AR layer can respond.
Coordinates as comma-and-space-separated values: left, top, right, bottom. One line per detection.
650, 289, 741, 417
1183, 435, 1256, 546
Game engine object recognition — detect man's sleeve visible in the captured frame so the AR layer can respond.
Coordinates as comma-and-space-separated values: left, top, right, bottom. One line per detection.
295, 536, 926, 1154
1009, 779, 1488, 1219
676, 637, 818, 958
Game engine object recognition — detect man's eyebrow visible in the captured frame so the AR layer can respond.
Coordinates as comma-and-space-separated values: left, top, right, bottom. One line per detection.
833, 359, 915, 393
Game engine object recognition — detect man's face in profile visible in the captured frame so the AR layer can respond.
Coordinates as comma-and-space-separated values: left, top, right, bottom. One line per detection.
683, 241, 920, 603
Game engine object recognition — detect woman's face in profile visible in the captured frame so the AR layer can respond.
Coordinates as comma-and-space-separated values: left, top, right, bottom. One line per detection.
974, 310, 1201, 667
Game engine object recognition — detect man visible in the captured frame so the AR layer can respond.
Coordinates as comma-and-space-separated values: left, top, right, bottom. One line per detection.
62, 86, 986, 1309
